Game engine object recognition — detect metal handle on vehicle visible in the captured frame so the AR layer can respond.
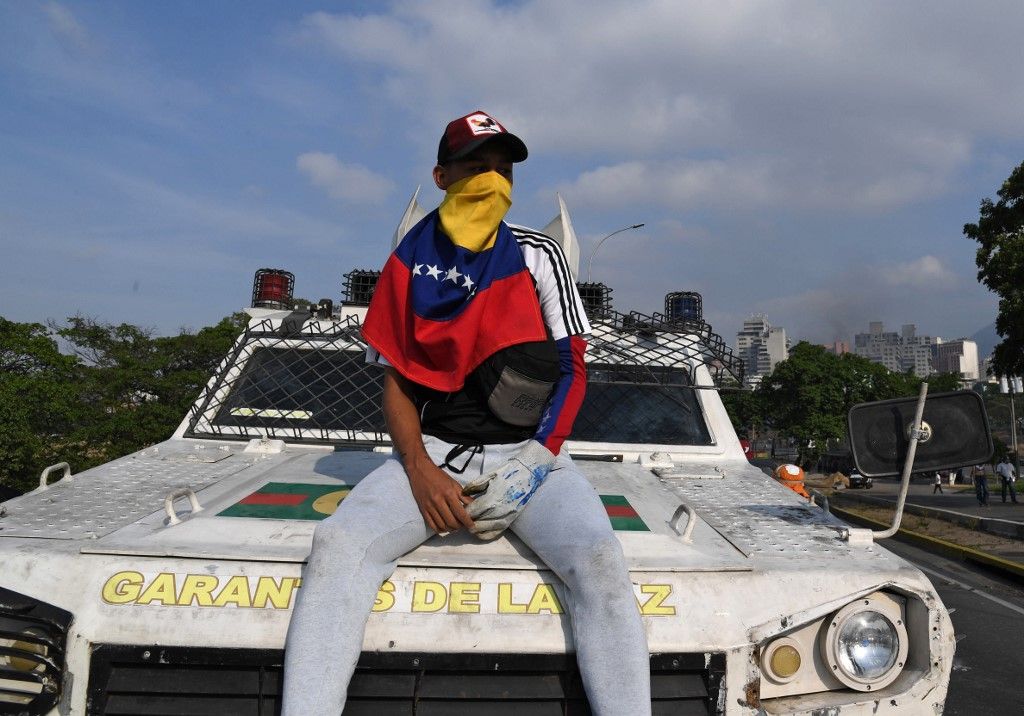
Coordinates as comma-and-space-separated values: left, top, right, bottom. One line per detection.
38, 462, 72, 491
164, 488, 203, 526
668, 502, 698, 542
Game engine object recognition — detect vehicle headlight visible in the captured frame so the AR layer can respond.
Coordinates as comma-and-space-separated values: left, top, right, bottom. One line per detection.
822, 594, 908, 691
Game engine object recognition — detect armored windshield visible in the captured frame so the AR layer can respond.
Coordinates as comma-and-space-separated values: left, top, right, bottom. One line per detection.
185, 312, 741, 447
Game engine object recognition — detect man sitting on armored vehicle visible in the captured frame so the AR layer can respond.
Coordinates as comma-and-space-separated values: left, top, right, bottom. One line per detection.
282, 111, 651, 714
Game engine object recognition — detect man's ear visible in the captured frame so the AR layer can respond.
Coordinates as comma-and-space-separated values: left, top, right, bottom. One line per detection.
433, 164, 447, 190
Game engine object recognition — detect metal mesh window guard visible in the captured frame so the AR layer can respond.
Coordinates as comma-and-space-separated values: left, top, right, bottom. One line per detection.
185, 316, 388, 445
584, 308, 744, 388
185, 307, 743, 446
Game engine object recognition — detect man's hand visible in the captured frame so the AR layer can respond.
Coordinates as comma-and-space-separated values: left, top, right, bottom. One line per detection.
462, 441, 555, 540
406, 457, 475, 534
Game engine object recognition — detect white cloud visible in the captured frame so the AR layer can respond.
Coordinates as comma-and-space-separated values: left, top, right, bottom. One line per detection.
296, 152, 395, 204
43, 1, 90, 50
296, 0, 1024, 213
879, 255, 957, 287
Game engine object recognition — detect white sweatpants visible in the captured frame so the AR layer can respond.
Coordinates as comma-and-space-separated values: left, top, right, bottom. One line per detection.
282, 436, 651, 715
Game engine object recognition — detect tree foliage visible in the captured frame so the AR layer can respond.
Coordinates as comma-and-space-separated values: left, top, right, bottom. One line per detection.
0, 319, 82, 497
722, 342, 966, 465
964, 160, 1024, 378
0, 314, 246, 495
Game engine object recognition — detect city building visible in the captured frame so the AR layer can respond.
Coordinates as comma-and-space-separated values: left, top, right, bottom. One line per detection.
853, 322, 938, 376
982, 354, 999, 384
932, 339, 980, 382
736, 314, 789, 386
822, 341, 850, 356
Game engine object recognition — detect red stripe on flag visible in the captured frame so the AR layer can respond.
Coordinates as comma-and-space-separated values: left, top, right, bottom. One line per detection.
605, 505, 639, 518
240, 493, 307, 506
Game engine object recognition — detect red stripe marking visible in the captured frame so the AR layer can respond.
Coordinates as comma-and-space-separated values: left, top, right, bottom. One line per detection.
240, 493, 307, 506
605, 505, 639, 518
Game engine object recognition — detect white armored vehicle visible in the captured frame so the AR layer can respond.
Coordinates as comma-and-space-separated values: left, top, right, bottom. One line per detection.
1, 198, 960, 715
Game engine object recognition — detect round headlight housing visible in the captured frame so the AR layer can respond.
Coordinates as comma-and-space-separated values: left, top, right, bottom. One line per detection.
761, 636, 803, 684
822, 594, 908, 691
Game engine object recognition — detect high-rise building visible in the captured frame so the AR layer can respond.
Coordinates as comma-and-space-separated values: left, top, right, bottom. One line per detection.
736, 314, 789, 385
932, 340, 980, 381
853, 321, 937, 376
823, 341, 850, 355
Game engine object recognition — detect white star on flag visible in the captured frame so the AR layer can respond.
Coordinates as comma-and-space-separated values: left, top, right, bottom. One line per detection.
538, 407, 552, 430
425, 265, 442, 280
462, 275, 475, 291
445, 266, 462, 283
412, 263, 424, 276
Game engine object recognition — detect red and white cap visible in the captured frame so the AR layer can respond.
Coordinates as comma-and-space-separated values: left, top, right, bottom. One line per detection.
437, 110, 528, 164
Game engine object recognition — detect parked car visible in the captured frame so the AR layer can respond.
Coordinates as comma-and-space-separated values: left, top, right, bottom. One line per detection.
847, 471, 873, 489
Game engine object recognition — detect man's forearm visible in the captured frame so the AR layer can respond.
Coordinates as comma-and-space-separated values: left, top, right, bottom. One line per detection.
382, 367, 475, 533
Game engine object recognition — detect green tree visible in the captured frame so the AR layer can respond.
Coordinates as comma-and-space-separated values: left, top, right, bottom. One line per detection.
720, 386, 764, 439
755, 342, 937, 465
964, 160, 1024, 378
926, 372, 966, 393
0, 314, 247, 496
54, 314, 247, 470
0, 319, 82, 494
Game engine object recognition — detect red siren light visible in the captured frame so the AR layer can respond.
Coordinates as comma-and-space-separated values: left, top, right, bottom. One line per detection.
252, 268, 295, 309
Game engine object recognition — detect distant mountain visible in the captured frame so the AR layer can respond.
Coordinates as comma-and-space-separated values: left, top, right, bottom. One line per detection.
970, 321, 1000, 360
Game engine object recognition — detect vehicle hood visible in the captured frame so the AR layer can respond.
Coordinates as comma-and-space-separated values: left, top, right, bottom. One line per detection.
1, 438, 882, 574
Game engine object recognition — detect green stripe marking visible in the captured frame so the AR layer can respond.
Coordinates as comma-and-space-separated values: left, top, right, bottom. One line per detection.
220, 484, 648, 531
601, 494, 649, 531
217, 482, 351, 520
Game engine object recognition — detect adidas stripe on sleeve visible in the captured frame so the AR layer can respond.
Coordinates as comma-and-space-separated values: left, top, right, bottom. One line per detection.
510, 226, 591, 341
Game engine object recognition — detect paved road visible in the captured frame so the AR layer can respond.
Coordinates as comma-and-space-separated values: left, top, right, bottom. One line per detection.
864, 476, 1024, 521
879, 537, 1024, 715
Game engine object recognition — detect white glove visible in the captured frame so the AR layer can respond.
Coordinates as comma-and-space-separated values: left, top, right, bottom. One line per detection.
463, 441, 555, 540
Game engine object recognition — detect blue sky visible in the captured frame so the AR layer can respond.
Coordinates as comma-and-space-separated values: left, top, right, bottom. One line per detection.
2, 1, 1022, 350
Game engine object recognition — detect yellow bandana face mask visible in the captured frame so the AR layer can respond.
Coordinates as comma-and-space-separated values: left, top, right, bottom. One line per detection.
438, 172, 513, 252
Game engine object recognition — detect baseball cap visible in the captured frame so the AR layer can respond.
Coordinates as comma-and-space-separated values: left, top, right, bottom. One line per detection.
437, 110, 528, 164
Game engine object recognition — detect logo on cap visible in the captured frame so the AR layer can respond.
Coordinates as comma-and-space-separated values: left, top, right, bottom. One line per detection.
465, 113, 504, 136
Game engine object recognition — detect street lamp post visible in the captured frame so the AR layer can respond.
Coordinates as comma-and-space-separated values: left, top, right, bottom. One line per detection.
586, 223, 644, 283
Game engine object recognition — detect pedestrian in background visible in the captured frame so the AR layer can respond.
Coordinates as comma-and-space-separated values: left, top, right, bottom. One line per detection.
933, 472, 944, 494
972, 465, 989, 507
996, 457, 1018, 504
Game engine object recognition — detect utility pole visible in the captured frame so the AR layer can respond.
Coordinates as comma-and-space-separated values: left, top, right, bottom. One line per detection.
1002, 376, 1022, 480
1011, 378, 1021, 480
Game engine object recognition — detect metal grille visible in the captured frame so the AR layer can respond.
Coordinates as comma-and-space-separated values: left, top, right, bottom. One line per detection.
665, 291, 703, 323
184, 308, 743, 445
584, 309, 744, 387
185, 316, 388, 445
87, 645, 724, 715
575, 282, 613, 320
251, 269, 294, 310
0, 587, 73, 715
343, 270, 381, 306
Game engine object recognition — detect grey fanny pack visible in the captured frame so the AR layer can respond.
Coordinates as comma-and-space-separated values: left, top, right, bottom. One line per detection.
473, 335, 561, 427
416, 333, 561, 443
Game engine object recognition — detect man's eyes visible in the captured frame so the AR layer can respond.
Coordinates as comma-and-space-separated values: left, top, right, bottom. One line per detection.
463, 163, 513, 178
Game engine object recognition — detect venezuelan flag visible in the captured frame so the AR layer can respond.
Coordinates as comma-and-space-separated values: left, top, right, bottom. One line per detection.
363, 210, 546, 392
